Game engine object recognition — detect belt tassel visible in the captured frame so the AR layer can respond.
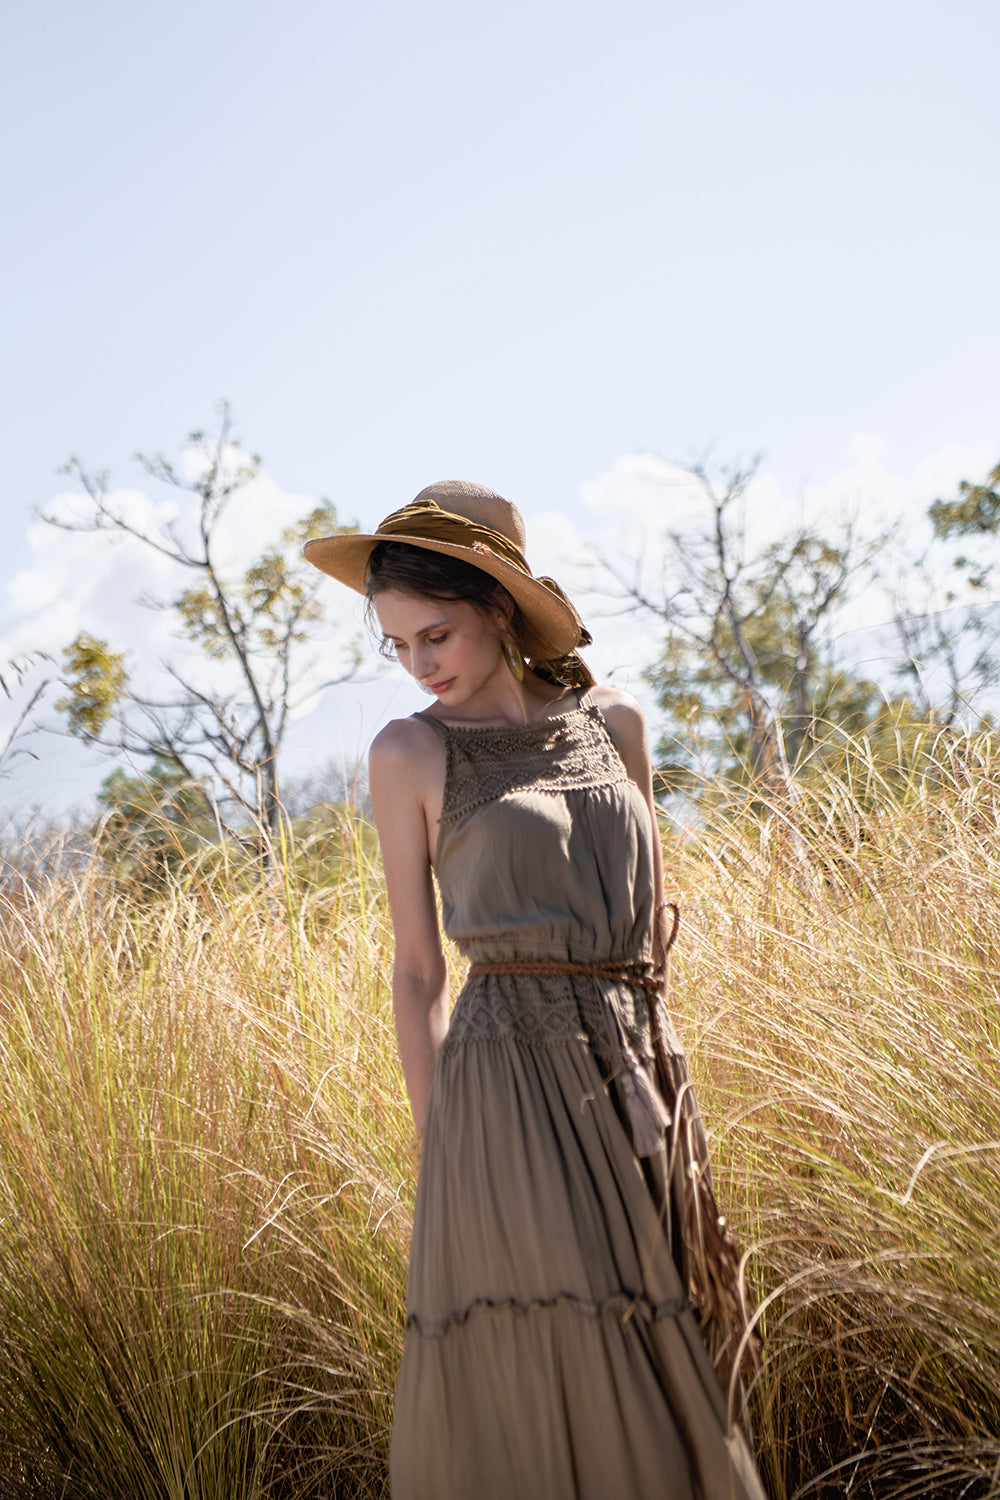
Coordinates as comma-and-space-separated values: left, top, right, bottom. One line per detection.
619, 1043, 672, 1157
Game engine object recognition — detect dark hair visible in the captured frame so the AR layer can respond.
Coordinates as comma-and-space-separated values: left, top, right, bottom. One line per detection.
364, 540, 527, 660
364, 538, 595, 688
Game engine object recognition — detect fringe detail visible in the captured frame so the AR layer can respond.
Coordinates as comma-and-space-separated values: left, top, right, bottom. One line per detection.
650, 902, 761, 1391
651, 1021, 762, 1390
679, 1094, 761, 1386
620, 1047, 672, 1158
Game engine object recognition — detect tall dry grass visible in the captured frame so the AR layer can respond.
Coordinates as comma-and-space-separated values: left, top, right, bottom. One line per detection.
0, 817, 411, 1499
0, 731, 997, 1497
667, 732, 1000, 1498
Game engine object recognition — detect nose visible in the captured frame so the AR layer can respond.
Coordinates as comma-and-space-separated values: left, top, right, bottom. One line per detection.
411, 642, 437, 681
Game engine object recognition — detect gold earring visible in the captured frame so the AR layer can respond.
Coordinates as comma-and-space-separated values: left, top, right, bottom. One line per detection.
502, 635, 525, 681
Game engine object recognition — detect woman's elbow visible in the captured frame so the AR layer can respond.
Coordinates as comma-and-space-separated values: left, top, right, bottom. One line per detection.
392, 954, 448, 1010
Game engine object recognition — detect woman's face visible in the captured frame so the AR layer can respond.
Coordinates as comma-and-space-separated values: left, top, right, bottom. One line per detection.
373, 588, 508, 705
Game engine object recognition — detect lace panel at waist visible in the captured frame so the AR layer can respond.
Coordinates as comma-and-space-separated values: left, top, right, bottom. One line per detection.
439, 966, 654, 1071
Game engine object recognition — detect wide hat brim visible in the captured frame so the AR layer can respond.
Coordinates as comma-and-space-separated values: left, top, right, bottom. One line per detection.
303, 530, 583, 660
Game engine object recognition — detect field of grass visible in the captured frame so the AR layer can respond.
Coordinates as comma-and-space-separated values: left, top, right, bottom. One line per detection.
0, 734, 998, 1498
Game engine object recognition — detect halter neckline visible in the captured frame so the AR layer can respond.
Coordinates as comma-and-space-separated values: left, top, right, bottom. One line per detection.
415, 686, 595, 735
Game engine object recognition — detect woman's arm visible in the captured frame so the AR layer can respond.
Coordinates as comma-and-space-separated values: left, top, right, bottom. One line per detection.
369, 719, 450, 1131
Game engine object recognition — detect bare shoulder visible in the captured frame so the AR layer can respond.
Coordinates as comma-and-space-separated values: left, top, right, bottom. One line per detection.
368, 715, 447, 852
369, 714, 443, 771
587, 685, 651, 784
588, 685, 648, 738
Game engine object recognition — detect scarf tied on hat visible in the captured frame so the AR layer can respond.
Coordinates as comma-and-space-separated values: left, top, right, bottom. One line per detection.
375, 499, 594, 688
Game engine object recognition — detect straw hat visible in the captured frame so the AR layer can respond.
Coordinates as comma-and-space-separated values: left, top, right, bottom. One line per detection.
303, 480, 588, 661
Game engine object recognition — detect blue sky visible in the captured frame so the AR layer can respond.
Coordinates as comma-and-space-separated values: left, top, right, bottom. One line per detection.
2, 0, 998, 809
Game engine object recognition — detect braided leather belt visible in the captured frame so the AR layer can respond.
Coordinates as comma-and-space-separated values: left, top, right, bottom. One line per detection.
466, 958, 661, 997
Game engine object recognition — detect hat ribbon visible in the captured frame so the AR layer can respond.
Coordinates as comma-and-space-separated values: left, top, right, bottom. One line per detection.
375, 500, 531, 576
534, 575, 593, 649
375, 500, 592, 650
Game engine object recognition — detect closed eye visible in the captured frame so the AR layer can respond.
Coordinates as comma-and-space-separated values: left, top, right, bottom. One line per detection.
379, 630, 449, 657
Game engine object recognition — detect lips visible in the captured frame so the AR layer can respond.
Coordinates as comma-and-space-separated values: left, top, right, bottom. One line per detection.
428, 677, 456, 695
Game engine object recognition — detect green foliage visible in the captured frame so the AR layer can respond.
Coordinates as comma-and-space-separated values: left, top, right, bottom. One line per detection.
625, 464, 887, 787
624, 456, 1000, 787
46, 410, 359, 840
929, 460, 1000, 542
928, 460, 1000, 594
55, 632, 129, 741
888, 458, 1000, 722
96, 759, 217, 892
286, 798, 380, 891
649, 599, 887, 781
174, 504, 353, 663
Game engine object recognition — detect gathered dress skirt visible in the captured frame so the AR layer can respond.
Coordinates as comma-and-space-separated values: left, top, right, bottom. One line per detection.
390, 700, 766, 1500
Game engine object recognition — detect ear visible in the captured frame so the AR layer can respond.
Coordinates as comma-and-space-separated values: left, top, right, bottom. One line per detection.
491, 584, 515, 632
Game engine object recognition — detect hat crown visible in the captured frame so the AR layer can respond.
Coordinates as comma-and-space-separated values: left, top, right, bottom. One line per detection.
301, 478, 591, 674
411, 480, 527, 553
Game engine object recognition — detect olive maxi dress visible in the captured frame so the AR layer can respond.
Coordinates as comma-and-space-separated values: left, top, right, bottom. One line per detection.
390, 692, 766, 1500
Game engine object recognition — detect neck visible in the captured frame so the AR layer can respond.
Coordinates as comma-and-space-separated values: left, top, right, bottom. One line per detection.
429, 670, 576, 729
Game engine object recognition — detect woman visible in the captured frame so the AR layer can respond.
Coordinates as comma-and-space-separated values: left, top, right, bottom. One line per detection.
304, 480, 766, 1500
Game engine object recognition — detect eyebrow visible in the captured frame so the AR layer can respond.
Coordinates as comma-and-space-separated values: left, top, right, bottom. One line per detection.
381, 619, 449, 645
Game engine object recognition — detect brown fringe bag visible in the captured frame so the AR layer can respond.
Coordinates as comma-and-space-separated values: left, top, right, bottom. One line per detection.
649, 902, 762, 1394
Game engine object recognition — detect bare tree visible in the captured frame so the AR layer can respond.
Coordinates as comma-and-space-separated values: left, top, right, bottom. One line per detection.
888, 459, 1000, 726
600, 458, 884, 783
0, 652, 54, 780
44, 404, 359, 842
887, 569, 997, 728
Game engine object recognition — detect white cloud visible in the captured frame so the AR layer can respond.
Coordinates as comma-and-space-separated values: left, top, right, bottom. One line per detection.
6, 505, 178, 662
579, 437, 994, 542
580, 452, 704, 550
0, 459, 354, 754
487, 439, 999, 705
563, 436, 999, 688
3, 434, 996, 807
